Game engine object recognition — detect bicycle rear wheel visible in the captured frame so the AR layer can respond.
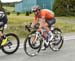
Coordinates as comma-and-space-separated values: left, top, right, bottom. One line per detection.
2, 33, 20, 54
24, 32, 42, 57
49, 28, 64, 51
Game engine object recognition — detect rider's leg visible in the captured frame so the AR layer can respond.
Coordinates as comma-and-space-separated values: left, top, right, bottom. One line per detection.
46, 18, 56, 41
39, 22, 53, 50
0, 31, 7, 46
40, 19, 56, 50
0, 31, 3, 45
40, 22, 54, 41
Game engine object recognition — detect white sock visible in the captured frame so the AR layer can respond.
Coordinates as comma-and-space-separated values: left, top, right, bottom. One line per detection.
44, 40, 49, 46
48, 31, 54, 41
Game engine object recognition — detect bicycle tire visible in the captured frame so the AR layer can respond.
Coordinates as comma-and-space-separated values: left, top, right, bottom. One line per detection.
49, 28, 64, 51
2, 33, 20, 54
24, 31, 42, 57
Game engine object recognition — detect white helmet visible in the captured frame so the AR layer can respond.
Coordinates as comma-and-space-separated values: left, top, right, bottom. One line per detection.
32, 5, 40, 12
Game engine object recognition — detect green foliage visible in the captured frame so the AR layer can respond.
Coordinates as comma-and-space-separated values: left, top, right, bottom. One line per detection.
0, 0, 2, 8
53, 0, 75, 16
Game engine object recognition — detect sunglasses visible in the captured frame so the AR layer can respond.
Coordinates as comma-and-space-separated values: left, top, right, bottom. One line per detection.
33, 10, 37, 12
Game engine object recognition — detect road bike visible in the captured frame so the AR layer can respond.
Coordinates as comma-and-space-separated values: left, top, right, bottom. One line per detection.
24, 23, 64, 57
0, 25, 20, 54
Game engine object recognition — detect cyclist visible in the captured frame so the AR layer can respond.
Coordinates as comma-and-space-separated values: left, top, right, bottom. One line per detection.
31, 5, 56, 50
0, 7, 8, 46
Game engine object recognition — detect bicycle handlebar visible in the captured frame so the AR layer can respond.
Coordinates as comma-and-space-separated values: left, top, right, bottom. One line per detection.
25, 25, 31, 32
25, 23, 39, 32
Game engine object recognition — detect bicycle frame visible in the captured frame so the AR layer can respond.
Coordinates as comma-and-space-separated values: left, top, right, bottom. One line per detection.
24, 23, 64, 56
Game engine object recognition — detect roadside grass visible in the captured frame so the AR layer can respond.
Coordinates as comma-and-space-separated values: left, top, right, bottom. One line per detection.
55, 17, 75, 33
4, 14, 75, 38
4, 14, 33, 38
55, 21, 75, 33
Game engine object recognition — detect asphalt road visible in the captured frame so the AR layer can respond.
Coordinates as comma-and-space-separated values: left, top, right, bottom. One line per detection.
0, 33, 75, 61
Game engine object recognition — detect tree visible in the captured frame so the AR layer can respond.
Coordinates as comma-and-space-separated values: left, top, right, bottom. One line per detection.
53, 0, 75, 16
0, 0, 2, 8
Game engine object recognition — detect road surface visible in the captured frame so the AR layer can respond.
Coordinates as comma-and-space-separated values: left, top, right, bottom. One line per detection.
0, 33, 75, 61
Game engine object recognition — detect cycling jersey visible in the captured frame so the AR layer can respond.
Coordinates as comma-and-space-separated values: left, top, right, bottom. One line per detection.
33, 9, 55, 23
0, 10, 8, 26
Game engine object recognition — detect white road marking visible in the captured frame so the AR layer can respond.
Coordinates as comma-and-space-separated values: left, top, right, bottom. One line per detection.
19, 35, 75, 49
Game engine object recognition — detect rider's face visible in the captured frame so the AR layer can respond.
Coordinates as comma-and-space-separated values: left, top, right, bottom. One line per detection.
33, 10, 40, 16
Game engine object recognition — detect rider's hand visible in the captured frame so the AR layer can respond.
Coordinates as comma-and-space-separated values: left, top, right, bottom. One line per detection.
4, 24, 7, 29
31, 24, 34, 28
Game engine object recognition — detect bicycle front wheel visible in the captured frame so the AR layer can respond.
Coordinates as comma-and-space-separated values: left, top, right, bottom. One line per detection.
24, 32, 42, 57
2, 33, 20, 54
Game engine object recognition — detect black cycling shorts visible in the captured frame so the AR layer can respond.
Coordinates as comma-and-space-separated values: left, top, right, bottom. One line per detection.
46, 18, 56, 27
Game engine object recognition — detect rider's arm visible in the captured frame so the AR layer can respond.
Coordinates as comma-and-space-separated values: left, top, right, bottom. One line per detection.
3, 24, 7, 29
3, 8, 8, 25
0, 8, 8, 25
31, 16, 38, 28
0, 8, 8, 29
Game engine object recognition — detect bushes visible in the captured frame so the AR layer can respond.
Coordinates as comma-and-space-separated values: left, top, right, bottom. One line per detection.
53, 0, 75, 16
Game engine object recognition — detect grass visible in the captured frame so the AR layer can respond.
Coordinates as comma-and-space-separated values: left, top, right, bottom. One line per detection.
55, 17, 75, 33
5, 14, 33, 38
4, 14, 75, 38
